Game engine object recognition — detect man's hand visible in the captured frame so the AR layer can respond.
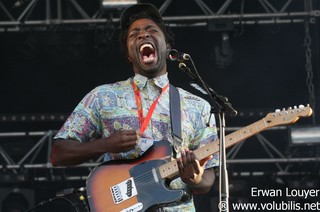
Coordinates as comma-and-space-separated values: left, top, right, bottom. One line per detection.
176, 149, 201, 184
176, 149, 214, 194
105, 130, 140, 153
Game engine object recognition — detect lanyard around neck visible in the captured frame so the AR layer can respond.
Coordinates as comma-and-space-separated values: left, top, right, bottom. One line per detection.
132, 81, 169, 135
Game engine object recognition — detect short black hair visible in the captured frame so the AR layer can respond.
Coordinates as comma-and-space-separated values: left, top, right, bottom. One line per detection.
119, 12, 175, 59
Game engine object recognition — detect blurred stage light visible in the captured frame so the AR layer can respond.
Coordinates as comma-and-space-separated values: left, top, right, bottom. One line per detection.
289, 125, 320, 146
101, 0, 137, 9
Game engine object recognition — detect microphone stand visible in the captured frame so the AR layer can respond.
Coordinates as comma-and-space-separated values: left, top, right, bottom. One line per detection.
175, 56, 237, 212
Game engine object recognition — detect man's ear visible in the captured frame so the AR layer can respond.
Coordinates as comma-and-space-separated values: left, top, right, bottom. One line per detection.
166, 43, 171, 51
166, 44, 172, 57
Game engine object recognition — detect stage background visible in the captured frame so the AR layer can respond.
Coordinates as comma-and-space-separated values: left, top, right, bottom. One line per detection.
0, 0, 319, 211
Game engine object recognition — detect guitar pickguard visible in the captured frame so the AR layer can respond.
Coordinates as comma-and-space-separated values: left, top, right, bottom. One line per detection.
129, 159, 184, 211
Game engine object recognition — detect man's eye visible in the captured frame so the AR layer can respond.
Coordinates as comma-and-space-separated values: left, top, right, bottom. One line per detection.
148, 28, 158, 33
129, 32, 138, 37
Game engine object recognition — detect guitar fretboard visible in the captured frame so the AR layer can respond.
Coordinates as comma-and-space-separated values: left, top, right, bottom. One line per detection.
159, 118, 269, 179
158, 105, 312, 179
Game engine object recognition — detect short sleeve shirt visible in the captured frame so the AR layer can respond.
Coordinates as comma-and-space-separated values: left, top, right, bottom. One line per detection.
54, 73, 219, 211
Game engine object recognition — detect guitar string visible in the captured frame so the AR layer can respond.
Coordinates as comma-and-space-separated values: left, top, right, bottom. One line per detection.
134, 168, 161, 189
91, 167, 159, 198
128, 164, 171, 191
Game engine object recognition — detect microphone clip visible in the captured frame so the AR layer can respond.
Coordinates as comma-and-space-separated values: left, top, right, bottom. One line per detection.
167, 49, 190, 62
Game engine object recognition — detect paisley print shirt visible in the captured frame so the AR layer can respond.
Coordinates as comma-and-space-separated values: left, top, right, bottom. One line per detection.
54, 73, 219, 211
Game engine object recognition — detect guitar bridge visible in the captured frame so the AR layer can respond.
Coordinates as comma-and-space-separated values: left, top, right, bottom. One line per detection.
110, 177, 138, 204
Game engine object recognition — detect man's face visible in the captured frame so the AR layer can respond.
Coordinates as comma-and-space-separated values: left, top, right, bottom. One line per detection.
126, 18, 168, 78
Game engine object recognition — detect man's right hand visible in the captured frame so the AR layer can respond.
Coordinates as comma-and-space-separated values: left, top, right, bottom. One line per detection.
105, 130, 140, 153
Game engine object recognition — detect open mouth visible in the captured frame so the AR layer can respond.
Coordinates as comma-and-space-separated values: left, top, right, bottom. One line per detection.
139, 43, 156, 63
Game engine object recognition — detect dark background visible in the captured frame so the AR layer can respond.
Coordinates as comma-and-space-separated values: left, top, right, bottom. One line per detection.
1, 23, 319, 117
0, 0, 319, 211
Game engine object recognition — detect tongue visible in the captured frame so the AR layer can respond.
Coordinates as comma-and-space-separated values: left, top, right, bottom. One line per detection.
142, 53, 155, 63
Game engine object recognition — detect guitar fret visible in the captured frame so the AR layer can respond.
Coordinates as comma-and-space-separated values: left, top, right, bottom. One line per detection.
255, 121, 260, 131
160, 160, 179, 179
194, 144, 214, 159
219, 120, 266, 152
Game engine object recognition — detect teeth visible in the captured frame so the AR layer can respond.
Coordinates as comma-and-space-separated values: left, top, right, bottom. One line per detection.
140, 43, 154, 52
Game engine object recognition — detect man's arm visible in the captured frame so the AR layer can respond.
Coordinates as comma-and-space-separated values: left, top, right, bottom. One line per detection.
50, 130, 139, 166
51, 138, 107, 166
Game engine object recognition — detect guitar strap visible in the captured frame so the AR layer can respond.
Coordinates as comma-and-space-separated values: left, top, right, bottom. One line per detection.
169, 85, 193, 202
169, 84, 183, 157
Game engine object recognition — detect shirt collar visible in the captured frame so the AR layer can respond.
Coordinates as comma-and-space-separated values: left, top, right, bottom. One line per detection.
133, 73, 169, 90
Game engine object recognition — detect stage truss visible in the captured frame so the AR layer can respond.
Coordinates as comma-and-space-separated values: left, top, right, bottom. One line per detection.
0, 127, 319, 184
0, 0, 319, 32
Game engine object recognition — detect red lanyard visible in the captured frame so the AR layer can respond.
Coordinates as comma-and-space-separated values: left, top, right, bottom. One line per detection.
132, 81, 169, 135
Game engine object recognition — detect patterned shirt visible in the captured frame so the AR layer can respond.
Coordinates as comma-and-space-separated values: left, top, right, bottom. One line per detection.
54, 73, 219, 211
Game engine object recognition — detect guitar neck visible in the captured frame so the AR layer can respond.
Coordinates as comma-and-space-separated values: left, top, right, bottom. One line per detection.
159, 118, 270, 179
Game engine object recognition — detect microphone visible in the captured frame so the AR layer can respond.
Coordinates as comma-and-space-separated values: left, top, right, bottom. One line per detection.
167, 49, 190, 62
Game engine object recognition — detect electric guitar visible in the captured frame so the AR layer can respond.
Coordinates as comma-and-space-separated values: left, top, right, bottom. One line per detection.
86, 105, 312, 212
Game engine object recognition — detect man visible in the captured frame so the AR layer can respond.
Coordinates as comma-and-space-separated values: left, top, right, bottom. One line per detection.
50, 3, 219, 211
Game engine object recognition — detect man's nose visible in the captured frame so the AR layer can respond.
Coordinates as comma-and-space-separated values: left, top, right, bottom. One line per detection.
138, 31, 151, 39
